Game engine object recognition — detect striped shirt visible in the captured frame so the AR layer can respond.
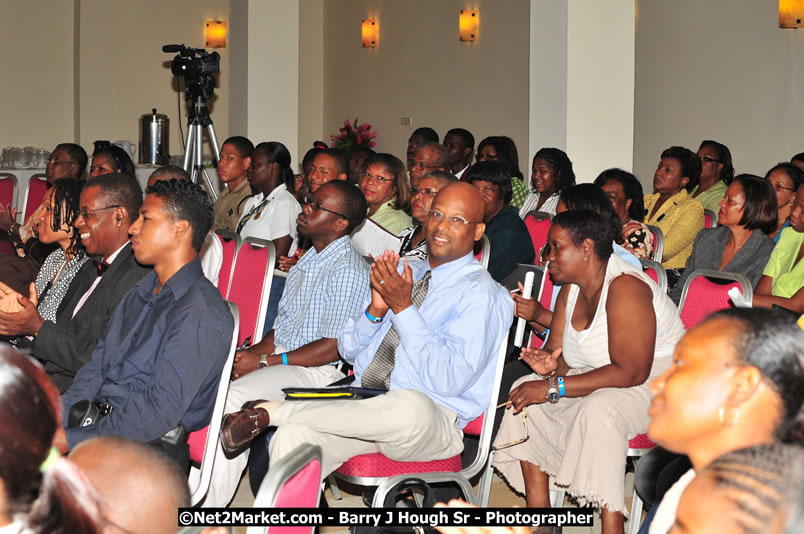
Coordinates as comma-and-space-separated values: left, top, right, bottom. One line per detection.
274, 236, 371, 351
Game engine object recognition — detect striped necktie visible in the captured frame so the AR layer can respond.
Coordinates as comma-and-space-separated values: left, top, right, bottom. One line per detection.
361, 270, 431, 390
237, 197, 270, 233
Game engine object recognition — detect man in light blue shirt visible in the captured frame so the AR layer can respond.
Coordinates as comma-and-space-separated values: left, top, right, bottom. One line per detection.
220, 183, 513, 477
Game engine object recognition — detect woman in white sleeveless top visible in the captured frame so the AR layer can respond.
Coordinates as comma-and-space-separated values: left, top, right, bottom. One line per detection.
493, 210, 685, 534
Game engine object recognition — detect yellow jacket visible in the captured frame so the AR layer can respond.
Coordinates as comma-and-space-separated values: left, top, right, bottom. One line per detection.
643, 190, 704, 269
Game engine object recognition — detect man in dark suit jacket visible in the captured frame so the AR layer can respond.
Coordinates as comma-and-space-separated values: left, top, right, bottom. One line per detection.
0, 173, 149, 391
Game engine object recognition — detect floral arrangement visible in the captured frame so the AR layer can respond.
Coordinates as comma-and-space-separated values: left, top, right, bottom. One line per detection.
330, 118, 377, 154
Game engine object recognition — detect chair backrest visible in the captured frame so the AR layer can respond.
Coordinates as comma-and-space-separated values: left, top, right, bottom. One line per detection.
247, 444, 323, 534
703, 209, 717, 228
646, 224, 664, 263
640, 258, 667, 293
188, 301, 240, 505
227, 237, 275, 346
523, 214, 551, 259
473, 234, 491, 269
461, 332, 509, 470
678, 269, 753, 329
0, 173, 17, 210
525, 210, 552, 221
22, 174, 48, 223
215, 230, 241, 298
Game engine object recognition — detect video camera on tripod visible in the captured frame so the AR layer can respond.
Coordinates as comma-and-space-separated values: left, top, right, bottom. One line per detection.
163, 43, 222, 198
163, 44, 220, 102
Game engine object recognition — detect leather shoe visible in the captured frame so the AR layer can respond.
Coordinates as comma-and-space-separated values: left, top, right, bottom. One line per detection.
220, 400, 271, 454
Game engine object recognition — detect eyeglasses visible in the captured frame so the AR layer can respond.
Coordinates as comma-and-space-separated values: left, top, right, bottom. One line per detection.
303, 196, 348, 219
699, 155, 720, 164
410, 161, 440, 171
492, 404, 529, 450
362, 171, 394, 184
47, 159, 76, 167
770, 182, 797, 193
475, 185, 500, 196
79, 205, 122, 220
426, 210, 481, 227
410, 187, 439, 198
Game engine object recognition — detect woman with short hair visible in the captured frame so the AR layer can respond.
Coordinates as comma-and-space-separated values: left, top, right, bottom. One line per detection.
669, 174, 777, 303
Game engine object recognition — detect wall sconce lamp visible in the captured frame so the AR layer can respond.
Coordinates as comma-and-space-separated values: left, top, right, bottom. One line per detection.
205, 20, 227, 48
362, 19, 378, 48
459, 10, 478, 41
780, 0, 804, 28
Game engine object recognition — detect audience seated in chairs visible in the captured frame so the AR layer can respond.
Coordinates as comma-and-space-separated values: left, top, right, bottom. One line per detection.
202, 180, 372, 507
0, 143, 87, 261
643, 146, 705, 287
476, 136, 530, 209
641, 308, 804, 534
219, 183, 511, 483
0, 179, 89, 347
594, 168, 655, 260
465, 160, 535, 283
0, 173, 148, 392
58, 179, 234, 471
409, 142, 450, 190
753, 182, 804, 314
492, 209, 685, 534
519, 147, 576, 218
669, 174, 777, 304
212, 136, 254, 234
89, 143, 135, 178
400, 170, 457, 261
690, 140, 734, 214
0, 345, 102, 534
359, 153, 412, 235
764, 162, 803, 243
69, 436, 191, 534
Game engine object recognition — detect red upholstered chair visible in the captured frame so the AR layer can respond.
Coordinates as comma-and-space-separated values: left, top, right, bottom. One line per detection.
247, 444, 323, 534
187, 301, 240, 505
215, 230, 241, 298
226, 236, 275, 347
0, 173, 17, 211
678, 269, 753, 329
22, 174, 48, 224
646, 224, 664, 263
523, 210, 552, 258
703, 209, 717, 228
334, 334, 510, 507
473, 234, 491, 269
639, 259, 667, 293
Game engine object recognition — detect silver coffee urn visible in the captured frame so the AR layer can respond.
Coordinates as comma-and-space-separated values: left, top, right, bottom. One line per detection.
139, 108, 169, 165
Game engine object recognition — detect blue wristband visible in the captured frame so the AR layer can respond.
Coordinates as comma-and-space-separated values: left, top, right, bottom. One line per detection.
539, 327, 550, 340
365, 309, 383, 323
557, 376, 565, 397
281, 352, 288, 365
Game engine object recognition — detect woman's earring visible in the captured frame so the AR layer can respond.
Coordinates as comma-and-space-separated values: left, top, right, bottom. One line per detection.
718, 406, 741, 427
583, 256, 588, 262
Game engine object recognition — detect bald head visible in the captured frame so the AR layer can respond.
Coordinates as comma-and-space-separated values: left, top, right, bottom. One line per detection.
424, 182, 486, 269
69, 437, 190, 534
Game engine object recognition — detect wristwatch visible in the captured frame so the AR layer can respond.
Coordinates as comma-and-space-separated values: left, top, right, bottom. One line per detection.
258, 354, 269, 369
546, 376, 559, 404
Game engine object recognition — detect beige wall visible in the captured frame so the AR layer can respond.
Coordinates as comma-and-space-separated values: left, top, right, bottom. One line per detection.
321, 0, 531, 172
79, 0, 229, 161
634, 0, 804, 187
299, 0, 325, 168
0, 0, 77, 150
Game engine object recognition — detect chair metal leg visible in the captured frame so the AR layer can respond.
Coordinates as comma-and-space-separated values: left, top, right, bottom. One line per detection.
628, 487, 643, 534
327, 474, 343, 501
